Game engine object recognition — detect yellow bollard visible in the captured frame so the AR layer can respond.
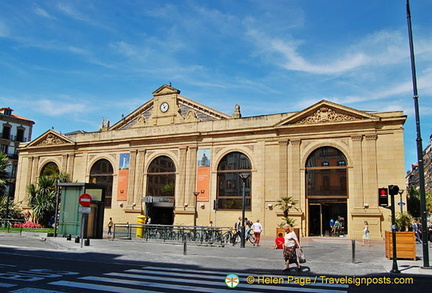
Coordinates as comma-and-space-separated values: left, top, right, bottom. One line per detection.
136, 215, 147, 238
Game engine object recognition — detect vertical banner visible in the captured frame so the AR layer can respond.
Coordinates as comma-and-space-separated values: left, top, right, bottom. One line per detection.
117, 153, 130, 201
196, 149, 210, 201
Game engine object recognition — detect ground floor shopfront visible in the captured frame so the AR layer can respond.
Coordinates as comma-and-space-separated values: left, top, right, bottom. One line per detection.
15, 85, 407, 240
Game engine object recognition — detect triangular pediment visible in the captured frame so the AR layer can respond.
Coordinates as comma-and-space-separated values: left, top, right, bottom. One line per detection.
110, 85, 231, 130
152, 84, 181, 96
275, 100, 379, 127
27, 130, 74, 147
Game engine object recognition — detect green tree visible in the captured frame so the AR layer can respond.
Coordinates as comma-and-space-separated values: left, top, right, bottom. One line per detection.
0, 153, 9, 197
27, 172, 71, 226
0, 153, 24, 221
407, 186, 421, 217
407, 185, 432, 217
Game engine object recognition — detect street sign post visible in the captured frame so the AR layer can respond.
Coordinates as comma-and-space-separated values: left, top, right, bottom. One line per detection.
78, 193, 92, 248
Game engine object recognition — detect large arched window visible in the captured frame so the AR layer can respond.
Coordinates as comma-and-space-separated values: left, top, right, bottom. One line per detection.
90, 159, 114, 208
306, 147, 347, 197
40, 162, 59, 178
147, 156, 176, 197
217, 152, 252, 210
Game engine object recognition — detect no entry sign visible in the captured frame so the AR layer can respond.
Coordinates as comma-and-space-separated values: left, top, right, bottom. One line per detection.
78, 193, 92, 207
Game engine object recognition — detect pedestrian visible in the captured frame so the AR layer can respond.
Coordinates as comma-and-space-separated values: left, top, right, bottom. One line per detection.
107, 217, 113, 235
413, 220, 422, 243
362, 221, 370, 246
334, 219, 340, 236
329, 218, 335, 236
274, 232, 284, 249
251, 219, 263, 246
233, 217, 242, 245
245, 218, 253, 240
282, 224, 302, 272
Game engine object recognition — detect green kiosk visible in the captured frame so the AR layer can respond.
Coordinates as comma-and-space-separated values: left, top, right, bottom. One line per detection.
57, 183, 105, 239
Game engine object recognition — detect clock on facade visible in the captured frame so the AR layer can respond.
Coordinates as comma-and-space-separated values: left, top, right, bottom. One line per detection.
160, 102, 169, 113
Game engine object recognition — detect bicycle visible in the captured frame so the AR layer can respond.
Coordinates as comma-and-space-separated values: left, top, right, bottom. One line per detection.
231, 229, 255, 245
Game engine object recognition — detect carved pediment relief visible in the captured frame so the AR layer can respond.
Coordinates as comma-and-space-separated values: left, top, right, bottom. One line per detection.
294, 107, 361, 125
28, 130, 74, 147
275, 100, 378, 127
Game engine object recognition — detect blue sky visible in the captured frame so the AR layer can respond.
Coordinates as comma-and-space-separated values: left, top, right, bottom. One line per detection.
1, 0, 431, 171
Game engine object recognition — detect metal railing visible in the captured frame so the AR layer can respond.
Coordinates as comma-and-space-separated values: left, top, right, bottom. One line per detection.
112, 224, 234, 246
0, 218, 25, 234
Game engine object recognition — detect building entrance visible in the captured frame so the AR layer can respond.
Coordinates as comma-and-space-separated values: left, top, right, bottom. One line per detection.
308, 200, 347, 236
145, 203, 174, 225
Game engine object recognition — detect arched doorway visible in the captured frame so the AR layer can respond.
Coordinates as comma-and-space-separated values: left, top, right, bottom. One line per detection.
90, 159, 113, 208
146, 156, 176, 225
40, 162, 59, 178
306, 147, 348, 236
216, 152, 252, 210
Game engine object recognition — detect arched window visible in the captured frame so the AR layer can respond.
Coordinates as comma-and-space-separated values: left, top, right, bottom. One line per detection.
306, 147, 347, 197
40, 162, 59, 178
90, 159, 114, 208
147, 156, 176, 197
217, 152, 252, 210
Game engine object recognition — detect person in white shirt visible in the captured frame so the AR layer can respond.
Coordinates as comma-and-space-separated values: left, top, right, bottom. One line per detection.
251, 219, 263, 246
282, 224, 302, 272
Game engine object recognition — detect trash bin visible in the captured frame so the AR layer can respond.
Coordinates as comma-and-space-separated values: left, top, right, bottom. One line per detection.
136, 215, 147, 238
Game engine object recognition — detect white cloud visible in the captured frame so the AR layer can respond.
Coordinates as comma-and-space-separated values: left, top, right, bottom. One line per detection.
30, 98, 90, 117
35, 7, 56, 20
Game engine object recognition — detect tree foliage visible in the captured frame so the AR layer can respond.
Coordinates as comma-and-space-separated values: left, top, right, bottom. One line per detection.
275, 196, 298, 227
0, 153, 9, 197
27, 172, 71, 226
407, 185, 432, 218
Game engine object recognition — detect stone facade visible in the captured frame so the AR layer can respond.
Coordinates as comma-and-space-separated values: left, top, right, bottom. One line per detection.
14, 85, 407, 239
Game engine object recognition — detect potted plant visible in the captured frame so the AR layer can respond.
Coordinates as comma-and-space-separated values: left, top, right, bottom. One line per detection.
395, 212, 412, 231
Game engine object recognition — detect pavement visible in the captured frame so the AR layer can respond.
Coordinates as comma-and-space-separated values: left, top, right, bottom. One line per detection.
1, 232, 432, 277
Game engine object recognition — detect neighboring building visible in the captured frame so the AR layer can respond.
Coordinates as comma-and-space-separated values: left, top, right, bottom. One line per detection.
14, 85, 407, 239
406, 134, 432, 195
0, 107, 34, 198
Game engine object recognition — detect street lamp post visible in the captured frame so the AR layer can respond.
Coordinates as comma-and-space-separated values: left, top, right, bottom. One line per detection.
406, 0, 430, 268
193, 191, 200, 227
239, 172, 250, 248
398, 189, 404, 214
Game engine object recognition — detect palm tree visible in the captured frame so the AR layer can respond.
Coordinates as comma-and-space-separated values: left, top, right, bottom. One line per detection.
27, 172, 71, 226
275, 196, 298, 226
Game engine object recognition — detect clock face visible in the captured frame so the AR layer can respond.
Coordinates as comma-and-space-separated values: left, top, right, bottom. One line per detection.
160, 102, 169, 113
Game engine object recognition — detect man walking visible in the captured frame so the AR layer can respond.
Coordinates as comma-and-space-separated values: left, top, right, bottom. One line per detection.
251, 219, 263, 246
233, 217, 242, 245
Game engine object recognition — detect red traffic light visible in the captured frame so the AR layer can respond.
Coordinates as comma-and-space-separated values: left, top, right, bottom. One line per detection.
378, 187, 388, 207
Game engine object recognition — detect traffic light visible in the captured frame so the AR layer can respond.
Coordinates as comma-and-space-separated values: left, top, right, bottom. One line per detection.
388, 185, 399, 196
378, 187, 388, 206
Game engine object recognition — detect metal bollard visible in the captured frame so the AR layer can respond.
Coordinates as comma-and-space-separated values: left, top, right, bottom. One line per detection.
183, 234, 187, 255
352, 239, 355, 263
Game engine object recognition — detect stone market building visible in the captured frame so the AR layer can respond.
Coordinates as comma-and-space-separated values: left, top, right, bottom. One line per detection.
14, 85, 407, 239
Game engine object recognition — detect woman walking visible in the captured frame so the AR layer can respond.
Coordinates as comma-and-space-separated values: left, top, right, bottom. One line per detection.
362, 221, 370, 246
282, 224, 302, 272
